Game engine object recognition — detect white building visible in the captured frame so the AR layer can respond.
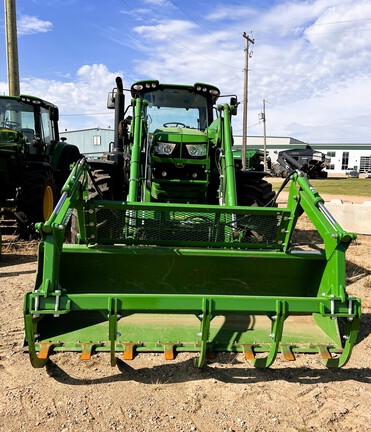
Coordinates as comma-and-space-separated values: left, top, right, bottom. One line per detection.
233, 136, 371, 174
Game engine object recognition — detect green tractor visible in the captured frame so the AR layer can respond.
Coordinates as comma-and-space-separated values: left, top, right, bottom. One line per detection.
0, 94, 80, 242
23, 77, 361, 369
84, 78, 274, 207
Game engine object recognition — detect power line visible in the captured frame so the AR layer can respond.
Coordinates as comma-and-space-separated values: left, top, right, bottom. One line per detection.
168, 0, 237, 49
60, 112, 112, 117
305, 26, 371, 36
118, 0, 241, 71
267, 16, 371, 37
307, 17, 371, 27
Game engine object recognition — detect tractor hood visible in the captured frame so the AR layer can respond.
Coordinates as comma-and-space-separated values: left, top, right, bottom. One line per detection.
0, 128, 24, 144
153, 127, 208, 144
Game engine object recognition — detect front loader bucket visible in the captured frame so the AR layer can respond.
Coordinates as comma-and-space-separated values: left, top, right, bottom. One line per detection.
23, 163, 361, 369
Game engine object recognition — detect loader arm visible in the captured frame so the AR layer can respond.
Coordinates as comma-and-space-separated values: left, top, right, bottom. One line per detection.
218, 104, 237, 206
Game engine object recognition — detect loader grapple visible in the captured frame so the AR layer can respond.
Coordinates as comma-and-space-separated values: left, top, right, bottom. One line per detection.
23, 161, 361, 369
90, 204, 286, 248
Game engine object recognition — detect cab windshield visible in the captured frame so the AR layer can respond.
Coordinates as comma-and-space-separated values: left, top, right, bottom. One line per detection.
0, 98, 53, 144
143, 88, 210, 133
0, 99, 35, 132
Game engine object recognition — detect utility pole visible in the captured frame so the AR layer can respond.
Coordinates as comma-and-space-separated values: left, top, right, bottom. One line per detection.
262, 99, 267, 171
242, 32, 254, 170
4, 0, 20, 96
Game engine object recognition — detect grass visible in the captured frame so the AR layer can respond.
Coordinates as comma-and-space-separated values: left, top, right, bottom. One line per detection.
269, 177, 371, 197
0, 236, 38, 255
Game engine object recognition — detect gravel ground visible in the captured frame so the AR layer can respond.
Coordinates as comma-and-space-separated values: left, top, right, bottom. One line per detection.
1, 213, 370, 432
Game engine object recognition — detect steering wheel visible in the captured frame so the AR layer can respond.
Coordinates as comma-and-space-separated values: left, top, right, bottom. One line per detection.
2, 120, 21, 129
163, 122, 186, 128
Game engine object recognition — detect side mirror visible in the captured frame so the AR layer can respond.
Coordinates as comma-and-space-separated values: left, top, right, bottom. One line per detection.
230, 97, 238, 115
107, 91, 115, 109
50, 106, 59, 121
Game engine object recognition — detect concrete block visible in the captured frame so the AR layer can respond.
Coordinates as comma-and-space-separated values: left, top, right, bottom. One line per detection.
324, 202, 371, 235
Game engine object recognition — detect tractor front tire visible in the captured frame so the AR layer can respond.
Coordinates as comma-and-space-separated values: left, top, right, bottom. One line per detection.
15, 168, 57, 238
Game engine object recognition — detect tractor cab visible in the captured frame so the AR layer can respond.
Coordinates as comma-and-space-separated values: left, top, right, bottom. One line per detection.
130, 81, 223, 203
0, 95, 59, 158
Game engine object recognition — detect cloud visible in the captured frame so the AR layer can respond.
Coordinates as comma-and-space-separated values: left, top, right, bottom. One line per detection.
304, 1, 371, 54
131, 18, 243, 86
206, 5, 257, 22
109, 0, 369, 142
141, 0, 171, 6
0, 64, 123, 130
4, 0, 370, 142
133, 19, 196, 40
17, 15, 53, 36
253, 76, 371, 142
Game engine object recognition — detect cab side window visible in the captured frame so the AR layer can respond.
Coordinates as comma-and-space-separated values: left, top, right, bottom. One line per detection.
40, 108, 53, 144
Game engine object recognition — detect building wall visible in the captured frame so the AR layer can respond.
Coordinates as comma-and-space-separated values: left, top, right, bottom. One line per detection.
309, 145, 371, 173
61, 128, 114, 157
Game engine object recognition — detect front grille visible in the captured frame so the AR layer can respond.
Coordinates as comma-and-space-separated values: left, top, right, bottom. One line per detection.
152, 163, 207, 180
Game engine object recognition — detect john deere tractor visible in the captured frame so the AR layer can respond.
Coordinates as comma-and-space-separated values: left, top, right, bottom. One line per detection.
0, 94, 80, 240
83, 78, 274, 207
23, 77, 361, 370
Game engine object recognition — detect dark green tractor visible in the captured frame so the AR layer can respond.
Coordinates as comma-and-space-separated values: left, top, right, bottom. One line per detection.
0, 94, 80, 241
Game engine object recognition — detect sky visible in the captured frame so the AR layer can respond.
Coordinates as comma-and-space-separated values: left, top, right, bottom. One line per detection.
1, 0, 371, 143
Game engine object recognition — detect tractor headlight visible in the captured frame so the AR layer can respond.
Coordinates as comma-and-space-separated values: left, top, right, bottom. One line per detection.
185, 144, 207, 157
154, 142, 176, 156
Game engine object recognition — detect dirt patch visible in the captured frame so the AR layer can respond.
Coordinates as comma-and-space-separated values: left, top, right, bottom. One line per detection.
0, 226, 370, 432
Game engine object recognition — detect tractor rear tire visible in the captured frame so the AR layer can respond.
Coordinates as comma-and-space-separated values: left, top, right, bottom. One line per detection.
56, 144, 81, 193
88, 169, 114, 200
70, 169, 114, 243
236, 177, 276, 207
15, 167, 57, 238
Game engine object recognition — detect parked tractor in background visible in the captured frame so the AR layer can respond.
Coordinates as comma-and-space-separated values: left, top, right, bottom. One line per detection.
272, 146, 329, 179
23, 77, 361, 370
0, 94, 80, 243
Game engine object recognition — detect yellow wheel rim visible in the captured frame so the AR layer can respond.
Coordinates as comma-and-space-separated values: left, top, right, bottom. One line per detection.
43, 185, 54, 221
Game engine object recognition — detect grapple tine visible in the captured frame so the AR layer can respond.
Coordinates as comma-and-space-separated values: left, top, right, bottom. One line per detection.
243, 303, 286, 368
24, 313, 53, 368
108, 305, 118, 367
194, 298, 211, 368
321, 316, 361, 368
